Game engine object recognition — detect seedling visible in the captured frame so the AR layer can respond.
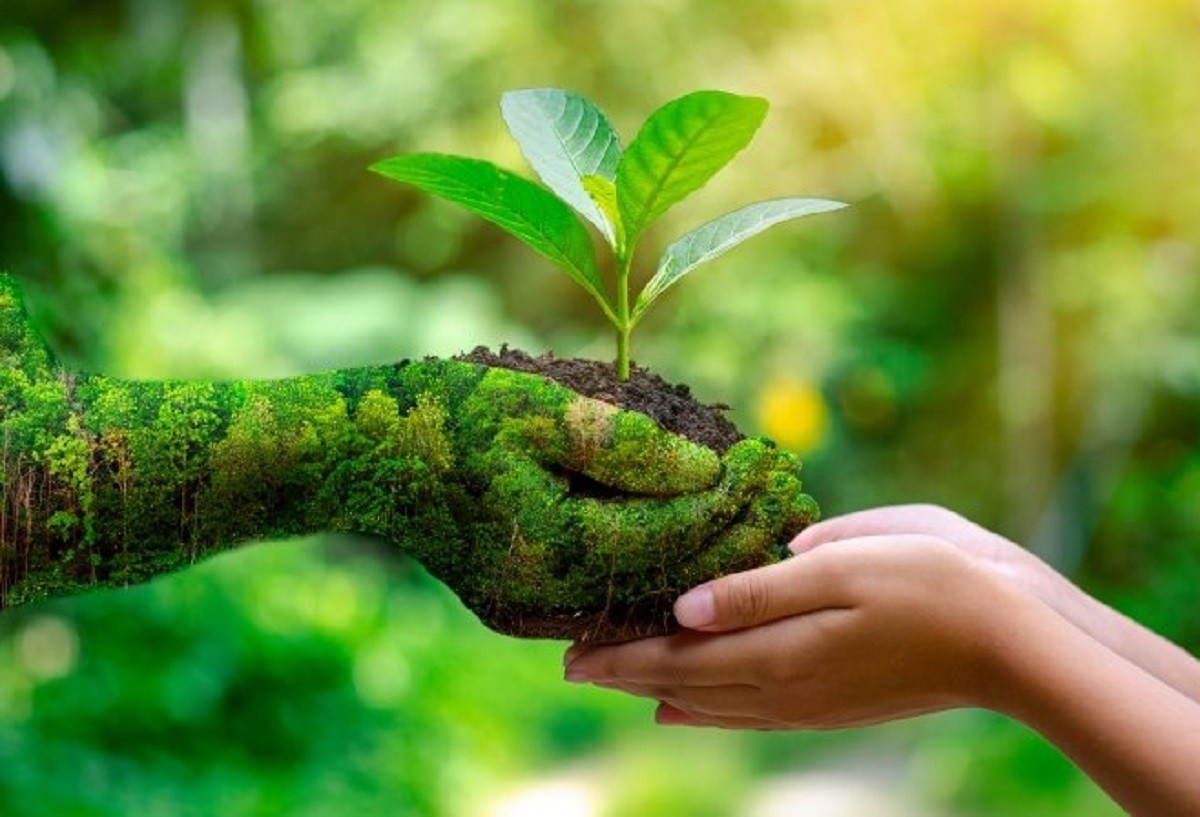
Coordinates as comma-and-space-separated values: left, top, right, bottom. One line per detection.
371, 88, 845, 380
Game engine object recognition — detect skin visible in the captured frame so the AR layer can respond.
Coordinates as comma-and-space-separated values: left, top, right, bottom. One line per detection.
564, 505, 1200, 816
0, 273, 818, 641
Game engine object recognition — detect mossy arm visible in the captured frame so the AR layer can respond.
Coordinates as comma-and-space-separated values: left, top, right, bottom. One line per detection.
0, 275, 817, 642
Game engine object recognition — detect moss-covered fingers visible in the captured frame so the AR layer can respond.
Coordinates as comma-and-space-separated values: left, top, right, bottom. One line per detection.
425, 368, 816, 641
0, 274, 818, 640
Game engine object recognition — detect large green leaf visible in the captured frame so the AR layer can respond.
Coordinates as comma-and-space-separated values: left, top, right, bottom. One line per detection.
500, 88, 623, 245
617, 91, 768, 244
635, 197, 847, 318
370, 153, 611, 318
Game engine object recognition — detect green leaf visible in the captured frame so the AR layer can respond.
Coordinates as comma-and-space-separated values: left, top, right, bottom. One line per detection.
617, 91, 768, 244
370, 153, 613, 320
635, 197, 847, 318
500, 88, 623, 245
580, 174, 625, 252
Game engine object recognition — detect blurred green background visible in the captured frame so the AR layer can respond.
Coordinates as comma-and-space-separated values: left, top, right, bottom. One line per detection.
1, 0, 1198, 814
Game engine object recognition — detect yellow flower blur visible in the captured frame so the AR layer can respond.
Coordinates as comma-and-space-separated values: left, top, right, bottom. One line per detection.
755, 377, 828, 455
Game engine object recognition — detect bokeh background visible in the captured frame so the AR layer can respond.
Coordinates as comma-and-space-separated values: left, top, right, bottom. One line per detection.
2, 0, 1199, 814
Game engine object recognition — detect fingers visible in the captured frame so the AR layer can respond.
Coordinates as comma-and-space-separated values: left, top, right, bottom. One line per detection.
564, 587, 850, 684
469, 366, 722, 496
678, 533, 973, 632
788, 504, 969, 554
593, 678, 761, 713
565, 631, 764, 686
654, 702, 782, 729
573, 653, 787, 729
654, 702, 783, 730
528, 392, 722, 496
669, 460, 817, 615
583, 406, 723, 495
569, 438, 782, 578
673, 547, 853, 632
655, 702, 702, 725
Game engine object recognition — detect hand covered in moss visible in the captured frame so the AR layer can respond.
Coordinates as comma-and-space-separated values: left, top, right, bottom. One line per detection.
1, 273, 817, 639
389, 359, 819, 642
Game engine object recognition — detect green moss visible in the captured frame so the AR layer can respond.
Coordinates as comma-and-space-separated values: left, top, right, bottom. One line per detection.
1, 273, 818, 640
581, 407, 722, 496
397, 393, 454, 476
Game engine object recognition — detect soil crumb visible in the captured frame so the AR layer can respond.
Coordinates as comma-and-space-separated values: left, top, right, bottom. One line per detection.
457, 345, 743, 453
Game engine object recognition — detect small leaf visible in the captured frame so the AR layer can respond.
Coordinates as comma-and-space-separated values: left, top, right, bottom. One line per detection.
617, 91, 768, 244
635, 197, 847, 318
501, 88, 623, 244
370, 153, 612, 318
581, 174, 625, 252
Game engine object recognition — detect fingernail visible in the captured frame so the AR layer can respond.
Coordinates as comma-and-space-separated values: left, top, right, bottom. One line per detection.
655, 703, 687, 726
564, 663, 593, 683
675, 585, 715, 629
787, 531, 812, 554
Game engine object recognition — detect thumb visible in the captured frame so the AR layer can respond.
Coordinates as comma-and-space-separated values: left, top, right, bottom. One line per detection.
581, 407, 721, 496
673, 551, 846, 632
525, 394, 722, 496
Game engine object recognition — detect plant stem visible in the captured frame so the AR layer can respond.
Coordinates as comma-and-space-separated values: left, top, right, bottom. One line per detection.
615, 251, 632, 380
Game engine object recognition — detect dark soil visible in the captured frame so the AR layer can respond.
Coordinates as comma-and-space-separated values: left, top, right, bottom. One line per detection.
479, 607, 682, 645
457, 345, 743, 453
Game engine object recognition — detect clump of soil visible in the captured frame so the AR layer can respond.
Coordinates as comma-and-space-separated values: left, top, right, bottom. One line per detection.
475, 608, 685, 645
457, 345, 742, 453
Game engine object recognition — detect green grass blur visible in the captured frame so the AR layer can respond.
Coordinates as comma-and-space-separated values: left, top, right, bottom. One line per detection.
1, 0, 1197, 814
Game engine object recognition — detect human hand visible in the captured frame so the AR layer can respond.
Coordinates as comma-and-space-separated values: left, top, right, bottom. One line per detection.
399, 360, 819, 643
789, 505, 1200, 704
789, 505, 1076, 619
562, 534, 1023, 728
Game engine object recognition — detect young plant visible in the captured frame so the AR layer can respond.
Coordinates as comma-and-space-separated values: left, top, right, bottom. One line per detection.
370, 88, 845, 380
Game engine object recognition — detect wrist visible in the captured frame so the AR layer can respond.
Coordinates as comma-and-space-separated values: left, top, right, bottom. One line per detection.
985, 547, 1110, 651
974, 584, 1200, 817
1005, 552, 1163, 679
967, 576, 1078, 715
974, 585, 1156, 738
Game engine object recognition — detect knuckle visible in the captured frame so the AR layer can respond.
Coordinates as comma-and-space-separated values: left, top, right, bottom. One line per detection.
717, 573, 772, 625
902, 534, 973, 575
912, 533, 962, 556
910, 503, 965, 527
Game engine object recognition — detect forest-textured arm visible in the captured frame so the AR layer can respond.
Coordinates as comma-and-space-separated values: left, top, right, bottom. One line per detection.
0, 274, 817, 642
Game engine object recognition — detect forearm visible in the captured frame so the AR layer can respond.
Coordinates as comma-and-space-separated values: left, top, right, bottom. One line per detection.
988, 592, 1200, 817
1, 361, 463, 605
1020, 555, 1200, 704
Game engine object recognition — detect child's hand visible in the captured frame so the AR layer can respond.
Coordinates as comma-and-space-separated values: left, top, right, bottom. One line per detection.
788, 505, 1200, 703
564, 534, 1027, 729
789, 504, 1069, 617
